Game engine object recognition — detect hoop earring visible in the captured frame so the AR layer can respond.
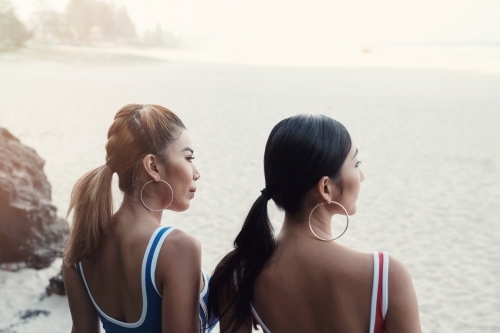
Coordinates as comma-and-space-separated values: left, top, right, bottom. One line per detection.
308, 201, 349, 242
140, 179, 174, 211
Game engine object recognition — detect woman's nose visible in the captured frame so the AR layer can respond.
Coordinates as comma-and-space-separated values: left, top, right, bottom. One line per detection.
360, 169, 365, 182
193, 166, 201, 181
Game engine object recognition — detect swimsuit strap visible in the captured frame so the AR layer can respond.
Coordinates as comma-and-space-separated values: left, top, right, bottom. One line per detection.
235, 253, 390, 333
74, 226, 175, 332
149, 226, 177, 296
233, 266, 271, 333
369, 251, 389, 333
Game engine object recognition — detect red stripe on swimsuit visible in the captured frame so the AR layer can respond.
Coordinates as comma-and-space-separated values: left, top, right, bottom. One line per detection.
374, 252, 386, 333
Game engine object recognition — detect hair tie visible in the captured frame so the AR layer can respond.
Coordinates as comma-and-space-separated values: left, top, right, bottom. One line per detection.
260, 188, 271, 201
105, 163, 115, 174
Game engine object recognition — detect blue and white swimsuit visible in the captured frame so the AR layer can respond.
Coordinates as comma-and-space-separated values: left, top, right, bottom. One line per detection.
75, 226, 215, 333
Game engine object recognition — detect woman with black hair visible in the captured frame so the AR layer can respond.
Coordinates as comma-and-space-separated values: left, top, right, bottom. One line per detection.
207, 114, 421, 333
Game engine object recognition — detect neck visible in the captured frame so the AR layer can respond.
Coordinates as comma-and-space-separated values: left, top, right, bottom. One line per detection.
278, 205, 334, 242
113, 193, 164, 226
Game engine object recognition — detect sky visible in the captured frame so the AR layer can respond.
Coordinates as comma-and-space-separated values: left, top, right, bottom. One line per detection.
11, 0, 500, 50
125, 0, 500, 46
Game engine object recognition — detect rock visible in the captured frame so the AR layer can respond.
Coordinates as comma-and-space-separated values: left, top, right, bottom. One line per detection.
18, 309, 50, 320
0, 127, 68, 270
46, 269, 66, 296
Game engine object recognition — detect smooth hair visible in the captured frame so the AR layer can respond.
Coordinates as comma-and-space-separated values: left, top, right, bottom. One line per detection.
63, 104, 185, 266
207, 114, 352, 332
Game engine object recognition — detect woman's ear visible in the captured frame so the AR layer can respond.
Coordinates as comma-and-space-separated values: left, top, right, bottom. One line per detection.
142, 154, 160, 181
315, 176, 341, 203
316, 176, 331, 203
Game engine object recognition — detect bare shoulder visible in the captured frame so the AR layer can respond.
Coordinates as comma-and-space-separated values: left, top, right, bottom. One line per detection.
385, 254, 422, 333
154, 229, 202, 294
387, 254, 414, 290
336, 245, 373, 261
62, 263, 75, 276
326, 245, 373, 274
62, 263, 80, 284
156, 229, 202, 273
162, 229, 201, 255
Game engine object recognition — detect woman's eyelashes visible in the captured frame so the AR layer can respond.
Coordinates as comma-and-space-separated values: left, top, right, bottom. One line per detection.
355, 160, 362, 168
187, 156, 195, 162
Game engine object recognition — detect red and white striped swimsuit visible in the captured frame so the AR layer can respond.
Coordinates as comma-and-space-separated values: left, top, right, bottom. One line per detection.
235, 251, 389, 333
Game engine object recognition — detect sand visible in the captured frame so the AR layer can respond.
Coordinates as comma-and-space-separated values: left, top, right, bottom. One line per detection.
0, 45, 499, 332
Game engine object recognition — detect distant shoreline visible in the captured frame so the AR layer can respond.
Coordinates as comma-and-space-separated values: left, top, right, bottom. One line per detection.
0, 42, 168, 65
1, 42, 500, 74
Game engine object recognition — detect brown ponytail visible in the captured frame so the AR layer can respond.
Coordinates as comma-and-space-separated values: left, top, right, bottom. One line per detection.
64, 165, 114, 264
63, 104, 185, 266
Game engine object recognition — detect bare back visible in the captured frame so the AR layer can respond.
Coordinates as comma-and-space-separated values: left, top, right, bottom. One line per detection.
253, 239, 374, 333
79, 220, 160, 323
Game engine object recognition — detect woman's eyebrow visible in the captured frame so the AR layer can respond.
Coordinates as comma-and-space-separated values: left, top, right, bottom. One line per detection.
352, 148, 358, 159
182, 147, 194, 154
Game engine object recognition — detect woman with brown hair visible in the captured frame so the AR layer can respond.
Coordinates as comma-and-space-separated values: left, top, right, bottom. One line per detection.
62, 104, 213, 333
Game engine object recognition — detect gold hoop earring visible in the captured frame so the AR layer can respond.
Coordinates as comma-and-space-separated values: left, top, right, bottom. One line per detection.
140, 179, 174, 211
308, 201, 349, 242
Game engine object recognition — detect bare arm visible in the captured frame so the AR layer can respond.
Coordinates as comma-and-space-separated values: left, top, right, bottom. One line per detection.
157, 230, 202, 333
384, 256, 422, 333
62, 265, 100, 333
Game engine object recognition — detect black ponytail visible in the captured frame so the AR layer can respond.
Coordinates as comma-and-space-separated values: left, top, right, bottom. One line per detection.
208, 193, 275, 332
208, 115, 351, 332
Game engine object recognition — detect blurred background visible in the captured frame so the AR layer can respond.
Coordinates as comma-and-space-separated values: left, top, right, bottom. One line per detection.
2, 0, 500, 68
0, 0, 499, 332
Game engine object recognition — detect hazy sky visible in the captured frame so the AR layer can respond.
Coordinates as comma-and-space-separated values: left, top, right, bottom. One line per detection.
12, 0, 500, 49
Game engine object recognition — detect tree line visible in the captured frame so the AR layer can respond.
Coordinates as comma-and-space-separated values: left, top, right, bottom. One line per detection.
0, 0, 179, 51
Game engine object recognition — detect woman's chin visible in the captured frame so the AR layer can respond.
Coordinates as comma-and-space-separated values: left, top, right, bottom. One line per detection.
168, 201, 190, 212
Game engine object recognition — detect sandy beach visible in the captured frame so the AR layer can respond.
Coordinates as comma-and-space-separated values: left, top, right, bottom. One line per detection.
0, 45, 499, 332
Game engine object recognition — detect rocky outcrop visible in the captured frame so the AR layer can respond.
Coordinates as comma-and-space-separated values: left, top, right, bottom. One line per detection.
0, 127, 68, 270
46, 269, 66, 296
